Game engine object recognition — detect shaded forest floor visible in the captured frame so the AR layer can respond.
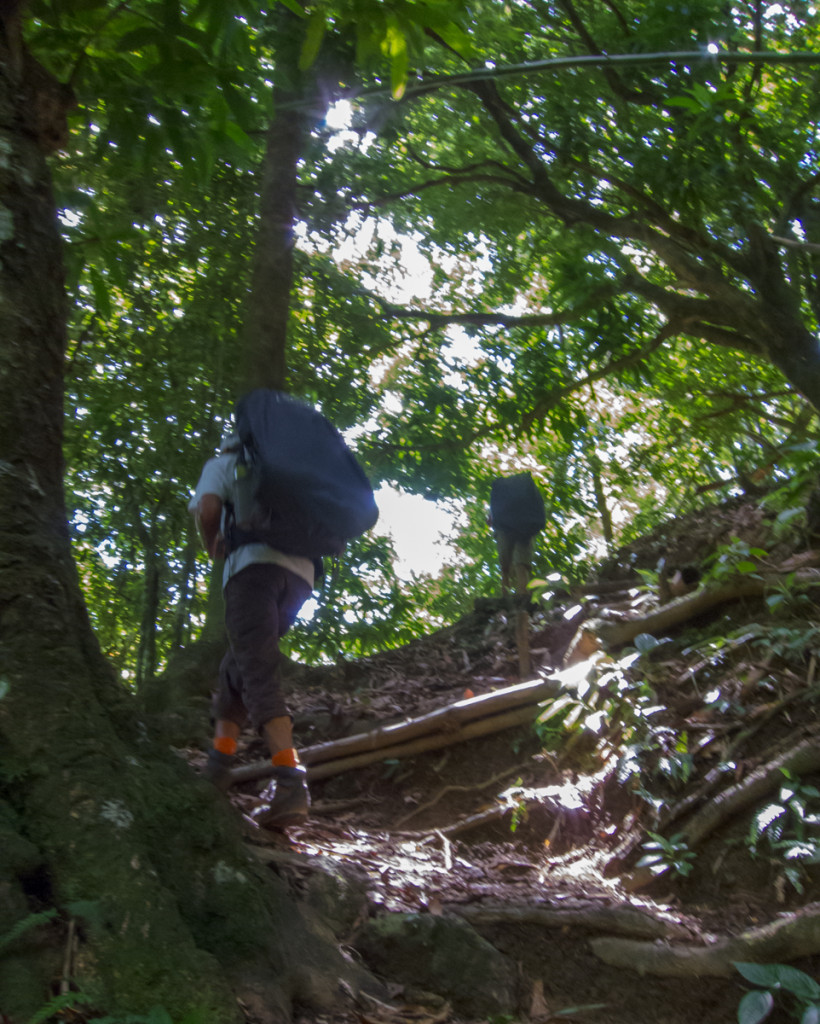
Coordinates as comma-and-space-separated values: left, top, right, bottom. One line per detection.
186, 494, 820, 1024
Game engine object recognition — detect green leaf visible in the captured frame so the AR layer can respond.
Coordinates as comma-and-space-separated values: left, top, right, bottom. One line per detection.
221, 121, 257, 157
88, 268, 112, 321
116, 26, 165, 52
390, 46, 409, 100
767, 965, 820, 1001
298, 9, 326, 71
537, 694, 577, 723
1, 909, 57, 952
147, 1006, 175, 1024
635, 852, 664, 867
736, 560, 758, 573
733, 962, 820, 998
634, 632, 660, 653
26, 991, 89, 1024
802, 1005, 820, 1024
65, 899, 105, 927
429, 22, 473, 59
734, 963, 782, 986
737, 989, 774, 1024
222, 82, 259, 129
667, 96, 702, 112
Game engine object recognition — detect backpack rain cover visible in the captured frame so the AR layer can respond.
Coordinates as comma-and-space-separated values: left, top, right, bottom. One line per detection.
232, 389, 379, 558
490, 472, 546, 542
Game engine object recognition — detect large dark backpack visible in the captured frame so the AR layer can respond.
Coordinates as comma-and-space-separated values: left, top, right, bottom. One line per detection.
227, 389, 379, 559
490, 472, 546, 541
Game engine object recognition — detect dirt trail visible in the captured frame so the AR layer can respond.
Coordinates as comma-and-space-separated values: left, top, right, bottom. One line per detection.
188, 497, 820, 1023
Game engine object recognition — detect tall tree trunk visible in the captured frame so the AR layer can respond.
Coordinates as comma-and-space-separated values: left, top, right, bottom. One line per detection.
242, 90, 305, 393
0, 35, 367, 1024
241, 11, 332, 394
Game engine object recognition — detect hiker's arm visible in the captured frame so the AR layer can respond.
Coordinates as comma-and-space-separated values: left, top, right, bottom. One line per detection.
193, 493, 225, 560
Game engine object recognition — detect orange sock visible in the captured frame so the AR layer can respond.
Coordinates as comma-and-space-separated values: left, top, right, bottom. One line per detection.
213, 736, 237, 756
272, 747, 298, 768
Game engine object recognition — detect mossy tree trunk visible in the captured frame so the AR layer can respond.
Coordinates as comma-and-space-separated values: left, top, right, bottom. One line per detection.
0, 35, 362, 1024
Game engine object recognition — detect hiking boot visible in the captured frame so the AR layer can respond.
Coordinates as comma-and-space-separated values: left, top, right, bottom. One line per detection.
203, 748, 235, 793
251, 765, 310, 829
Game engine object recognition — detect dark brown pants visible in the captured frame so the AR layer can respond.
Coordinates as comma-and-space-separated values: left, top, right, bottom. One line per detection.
214, 563, 311, 732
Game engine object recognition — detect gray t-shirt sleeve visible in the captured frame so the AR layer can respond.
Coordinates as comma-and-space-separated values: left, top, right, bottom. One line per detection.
187, 453, 236, 511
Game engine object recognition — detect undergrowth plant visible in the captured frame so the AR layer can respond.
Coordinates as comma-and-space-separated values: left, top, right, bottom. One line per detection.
537, 641, 698, 811
702, 538, 769, 586
684, 621, 820, 681
0, 912, 205, 1024
700, 530, 819, 618
747, 770, 820, 893
536, 648, 656, 764
734, 961, 820, 1024
26, 997, 206, 1024
636, 831, 696, 878
0, 909, 57, 953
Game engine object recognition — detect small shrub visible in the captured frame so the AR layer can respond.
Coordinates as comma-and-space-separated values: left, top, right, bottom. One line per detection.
734, 961, 820, 1024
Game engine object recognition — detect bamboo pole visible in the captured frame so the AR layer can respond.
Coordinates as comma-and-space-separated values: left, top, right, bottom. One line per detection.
302, 677, 561, 765
229, 682, 558, 787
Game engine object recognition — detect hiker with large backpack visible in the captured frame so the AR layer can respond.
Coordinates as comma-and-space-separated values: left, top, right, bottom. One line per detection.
188, 389, 378, 829
488, 472, 546, 595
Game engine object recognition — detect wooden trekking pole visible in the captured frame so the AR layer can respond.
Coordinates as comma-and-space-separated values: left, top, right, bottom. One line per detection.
514, 562, 532, 678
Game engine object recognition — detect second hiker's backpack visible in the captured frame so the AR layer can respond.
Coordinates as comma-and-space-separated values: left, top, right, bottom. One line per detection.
490, 472, 546, 541
228, 389, 379, 559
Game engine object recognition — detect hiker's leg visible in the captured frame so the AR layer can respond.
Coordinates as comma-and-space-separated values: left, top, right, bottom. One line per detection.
261, 568, 311, 763
231, 565, 311, 829
512, 538, 535, 678
514, 558, 530, 596
204, 648, 246, 788
214, 718, 241, 748
262, 715, 296, 763
512, 537, 535, 596
494, 528, 514, 595
224, 563, 310, 757
211, 644, 247, 746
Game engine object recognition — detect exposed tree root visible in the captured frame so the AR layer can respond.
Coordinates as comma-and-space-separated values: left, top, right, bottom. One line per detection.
393, 765, 529, 828
678, 732, 820, 848
663, 686, 820, 832
396, 790, 562, 840
453, 902, 697, 942
607, 731, 820, 880
565, 568, 820, 664
590, 903, 820, 977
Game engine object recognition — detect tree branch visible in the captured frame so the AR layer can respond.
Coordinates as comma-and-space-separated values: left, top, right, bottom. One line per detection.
376, 280, 628, 332
557, 0, 660, 104
521, 322, 678, 430
357, 169, 538, 210
402, 142, 530, 186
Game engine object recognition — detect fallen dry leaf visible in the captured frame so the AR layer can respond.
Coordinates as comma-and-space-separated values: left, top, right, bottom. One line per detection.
529, 978, 551, 1022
